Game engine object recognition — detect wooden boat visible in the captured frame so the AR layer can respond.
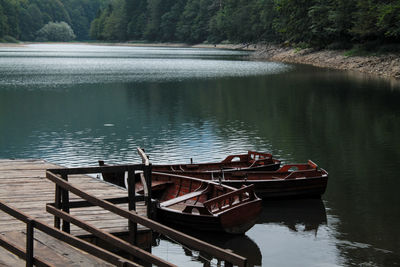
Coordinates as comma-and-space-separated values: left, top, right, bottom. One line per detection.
151, 150, 281, 172
136, 172, 262, 234
160, 161, 328, 199
99, 150, 280, 186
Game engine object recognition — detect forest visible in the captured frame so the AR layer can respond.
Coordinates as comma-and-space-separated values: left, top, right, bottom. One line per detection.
0, 0, 108, 41
1, 0, 400, 50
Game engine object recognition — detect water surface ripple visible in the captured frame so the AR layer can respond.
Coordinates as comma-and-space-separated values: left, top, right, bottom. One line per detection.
1, 44, 400, 266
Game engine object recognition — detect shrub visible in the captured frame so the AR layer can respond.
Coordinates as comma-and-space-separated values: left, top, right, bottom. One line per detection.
0, 35, 19, 43
36, 21, 76, 42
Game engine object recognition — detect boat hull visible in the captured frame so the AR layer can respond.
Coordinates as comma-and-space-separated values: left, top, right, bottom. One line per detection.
220, 176, 328, 199
152, 162, 281, 173
159, 162, 329, 199
156, 199, 262, 234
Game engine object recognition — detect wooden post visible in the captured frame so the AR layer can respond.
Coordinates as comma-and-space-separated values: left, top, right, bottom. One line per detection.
144, 164, 152, 218
137, 148, 153, 218
54, 184, 61, 229
127, 169, 137, 245
61, 173, 70, 234
26, 219, 34, 267
225, 249, 234, 267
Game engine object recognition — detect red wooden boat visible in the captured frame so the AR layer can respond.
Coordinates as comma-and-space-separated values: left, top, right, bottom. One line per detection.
99, 151, 280, 187
160, 161, 328, 199
137, 172, 262, 234
151, 151, 281, 172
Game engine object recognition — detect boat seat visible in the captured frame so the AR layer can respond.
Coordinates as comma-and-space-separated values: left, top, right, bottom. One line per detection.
182, 204, 211, 215
160, 189, 207, 208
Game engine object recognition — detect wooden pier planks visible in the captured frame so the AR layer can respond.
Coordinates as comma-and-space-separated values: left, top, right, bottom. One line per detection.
0, 159, 149, 266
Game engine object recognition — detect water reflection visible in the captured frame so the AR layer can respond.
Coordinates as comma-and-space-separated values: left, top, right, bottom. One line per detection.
154, 232, 262, 267
259, 199, 327, 235
151, 199, 328, 267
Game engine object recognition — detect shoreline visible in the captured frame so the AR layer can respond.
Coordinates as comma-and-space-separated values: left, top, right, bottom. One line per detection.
1, 42, 399, 79
249, 44, 400, 80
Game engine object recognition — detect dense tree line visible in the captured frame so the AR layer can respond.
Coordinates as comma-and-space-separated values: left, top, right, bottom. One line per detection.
1, 0, 400, 49
90, 0, 400, 49
0, 0, 108, 41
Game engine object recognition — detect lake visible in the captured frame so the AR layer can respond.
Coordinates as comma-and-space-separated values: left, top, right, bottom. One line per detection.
1, 44, 399, 266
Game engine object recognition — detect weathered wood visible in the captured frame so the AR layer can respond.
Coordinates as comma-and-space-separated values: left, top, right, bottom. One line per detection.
127, 170, 137, 246
160, 188, 208, 207
0, 232, 54, 267
0, 200, 141, 267
46, 169, 248, 267
26, 219, 34, 267
1, 159, 248, 267
0, 159, 151, 266
0, 244, 26, 267
46, 205, 175, 267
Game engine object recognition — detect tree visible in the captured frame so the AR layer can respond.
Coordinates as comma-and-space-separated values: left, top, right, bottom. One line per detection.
31, 0, 71, 25
0, 5, 7, 38
19, 4, 44, 40
0, 0, 20, 39
35, 21, 76, 41
176, 0, 214, 43
308, 0, 336, 46
376, 1, 400, 40
143, 0, 175, 41
351, 0, 380, 41
273, 0, 315, 44
125, 0, 147, 39
159, 0, 187, 41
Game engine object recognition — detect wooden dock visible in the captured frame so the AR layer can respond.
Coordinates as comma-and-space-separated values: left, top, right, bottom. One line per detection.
0, 159, 150, 266
0, 157, 249, 267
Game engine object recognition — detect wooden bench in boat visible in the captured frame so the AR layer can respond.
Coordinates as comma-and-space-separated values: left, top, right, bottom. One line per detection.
160, 186, 209, 208
182, 204, 211, 215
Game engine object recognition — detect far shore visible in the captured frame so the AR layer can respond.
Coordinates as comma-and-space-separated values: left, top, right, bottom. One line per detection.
1, 41, 399, 80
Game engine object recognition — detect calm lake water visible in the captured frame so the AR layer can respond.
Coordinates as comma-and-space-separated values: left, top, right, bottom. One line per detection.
1, 44, 400, 266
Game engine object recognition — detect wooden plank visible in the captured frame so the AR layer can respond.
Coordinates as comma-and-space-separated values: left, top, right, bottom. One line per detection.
2, 231, 73, 266
0, 159, 151, 266
0, 170, 47, 178
0, 241, 25, 267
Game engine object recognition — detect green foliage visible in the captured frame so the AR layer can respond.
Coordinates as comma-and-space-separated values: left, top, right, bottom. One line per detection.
0, 5, 7, 37
351, 0, 380, 40
273, 0, 314, 43
35, 21, 76, 41
1, 0, 400, 49
61, 0, 109, 40
159, 0, 186, 41
0, 0, 20, 38
0, 0, 108, 41
125, 0, 147, 39
86, 0, 400, 49
19, 4, 43, 40
31, 0, 71, 24
0, 35, 18, 42
176, 0, 215, 43
208, 0, 267, 43
376, 1, 400, 39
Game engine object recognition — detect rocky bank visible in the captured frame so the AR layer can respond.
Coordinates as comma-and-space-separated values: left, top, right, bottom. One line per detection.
249, 44, 400, 79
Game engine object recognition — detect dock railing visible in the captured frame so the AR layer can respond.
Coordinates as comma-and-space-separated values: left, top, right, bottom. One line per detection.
0, 200, 142, 267
45, 162, 248, 267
